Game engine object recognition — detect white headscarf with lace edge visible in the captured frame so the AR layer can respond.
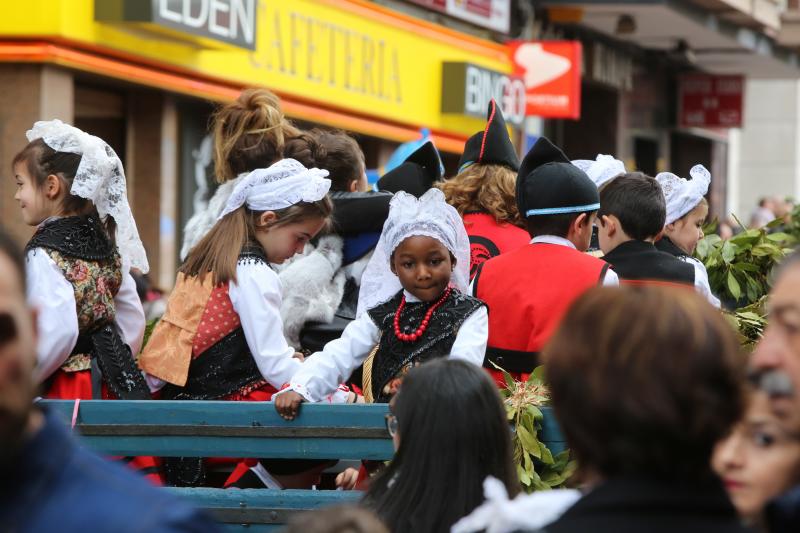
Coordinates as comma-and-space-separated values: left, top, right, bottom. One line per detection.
356, 188, 470, 317
27, 119, 149, 273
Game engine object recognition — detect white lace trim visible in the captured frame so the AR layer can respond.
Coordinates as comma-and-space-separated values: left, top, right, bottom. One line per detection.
27, 120, 148, 273
218, 158, 331, 220
357, 189, 470, 316
451, 477, 581, 533
656, 164, 711, 225
571, 154, 626, 189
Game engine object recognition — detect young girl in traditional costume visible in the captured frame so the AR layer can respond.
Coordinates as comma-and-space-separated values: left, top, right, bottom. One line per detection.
275, 188, 488, 417
181, 87, 300, 259
655, 165, 721, 307
140, 158, 339, 486
16, 120, 160, 484
16, 120, 149, 401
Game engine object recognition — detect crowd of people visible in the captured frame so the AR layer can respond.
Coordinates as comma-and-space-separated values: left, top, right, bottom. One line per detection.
1, 86, 800, 532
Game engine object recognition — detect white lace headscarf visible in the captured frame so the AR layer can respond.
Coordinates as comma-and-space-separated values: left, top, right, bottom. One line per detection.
571, 154, 626, 189
26, 120, 149, 273
357, 188, 470, 317
218, 158, 331, 220
656, 164, 711, 225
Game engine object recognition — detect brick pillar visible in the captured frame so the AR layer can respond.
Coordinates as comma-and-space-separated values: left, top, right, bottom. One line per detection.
126, 90, 163, 282
0, 64, 73, 246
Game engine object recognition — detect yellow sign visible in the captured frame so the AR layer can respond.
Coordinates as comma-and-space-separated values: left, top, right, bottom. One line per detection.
0, 0, 513, 137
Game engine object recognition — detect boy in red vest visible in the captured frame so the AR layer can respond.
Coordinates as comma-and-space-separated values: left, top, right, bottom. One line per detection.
472, 137, 618, 385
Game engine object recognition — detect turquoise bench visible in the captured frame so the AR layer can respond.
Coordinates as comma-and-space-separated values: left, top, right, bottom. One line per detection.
41, 400, 565, 532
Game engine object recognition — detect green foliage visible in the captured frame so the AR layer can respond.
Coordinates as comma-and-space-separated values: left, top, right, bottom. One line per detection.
695, 220, 793, 307
140, 318, 159, 354
493, 363, 576, 493
695, 217, 794, 348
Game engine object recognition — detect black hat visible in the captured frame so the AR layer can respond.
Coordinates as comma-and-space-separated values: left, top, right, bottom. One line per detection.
458, 99, 520, 173
377, 140, 443, 197
516, 137, 599, 218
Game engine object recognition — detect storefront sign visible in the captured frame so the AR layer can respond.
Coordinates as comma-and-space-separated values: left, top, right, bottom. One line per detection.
441, 62, 526, 125
408, 0, 510, 34
585, 41, 633, 92
95, 0, 257, 50
14, 0, 514, 138
508, 41, 582, 119
679, 74, 744, 128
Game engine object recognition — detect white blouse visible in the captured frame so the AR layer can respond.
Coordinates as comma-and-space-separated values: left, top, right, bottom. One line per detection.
285, 290, 488, 403
682, 255, 721, 308
227, 260, 301, 389
26, 248, 146, 383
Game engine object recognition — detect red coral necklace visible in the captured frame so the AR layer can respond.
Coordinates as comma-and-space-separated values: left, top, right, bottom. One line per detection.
393, 286, 452, 342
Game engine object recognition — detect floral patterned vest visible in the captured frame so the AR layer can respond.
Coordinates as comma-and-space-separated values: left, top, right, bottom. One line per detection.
27, 216, 123, 372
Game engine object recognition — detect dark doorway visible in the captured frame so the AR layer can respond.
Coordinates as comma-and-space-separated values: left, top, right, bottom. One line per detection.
557, 82, 619, 159
634, 137, 658, 176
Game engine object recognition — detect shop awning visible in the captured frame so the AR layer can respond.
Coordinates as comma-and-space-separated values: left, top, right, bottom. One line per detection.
544, 0, 800, 78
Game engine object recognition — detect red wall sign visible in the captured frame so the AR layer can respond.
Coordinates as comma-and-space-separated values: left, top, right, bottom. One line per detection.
507, 40, 582, 120
679, 74, 744, 128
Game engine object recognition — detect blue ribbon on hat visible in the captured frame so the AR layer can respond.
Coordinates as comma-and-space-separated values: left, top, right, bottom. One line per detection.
525, 203, 601, 217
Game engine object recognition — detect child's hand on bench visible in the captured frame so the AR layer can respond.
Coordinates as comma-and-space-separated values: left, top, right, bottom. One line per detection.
275, 391, 304, 420
335, 467, 360, 490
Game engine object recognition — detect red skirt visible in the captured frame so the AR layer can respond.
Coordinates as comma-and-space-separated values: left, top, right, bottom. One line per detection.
219, 383, 279, 487
486, 368, 530, 389
44, 369, 164, 486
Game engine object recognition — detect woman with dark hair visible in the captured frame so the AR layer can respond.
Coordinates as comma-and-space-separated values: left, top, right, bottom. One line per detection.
458, 285, 748, 533
362, 359, 518, 533
543, 286, 747, 533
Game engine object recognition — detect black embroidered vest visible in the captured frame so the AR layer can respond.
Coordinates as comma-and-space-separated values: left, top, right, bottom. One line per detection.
161, 244, 270, 401
367, 289, 484, 403
26, 216, 149, 399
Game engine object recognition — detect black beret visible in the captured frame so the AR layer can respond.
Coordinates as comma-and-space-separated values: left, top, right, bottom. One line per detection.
377, 141, 443, 198
516, 137, 599, 218
458, 99, 520, 173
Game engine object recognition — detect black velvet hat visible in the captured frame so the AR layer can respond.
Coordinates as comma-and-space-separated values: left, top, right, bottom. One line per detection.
458, 99, 520, 173
516, 137, 599, 218
377, 140, 443, 198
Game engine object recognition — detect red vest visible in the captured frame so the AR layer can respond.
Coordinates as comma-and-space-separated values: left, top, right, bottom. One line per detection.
463, 213, 530, 280
474, 243, 608, 373
193, 283, 241, 356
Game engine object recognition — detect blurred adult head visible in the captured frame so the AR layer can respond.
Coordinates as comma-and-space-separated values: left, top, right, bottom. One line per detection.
751, 252, 800, 417
544, 286, 745, 483
0, 228, 38, 469
364, 359, 518, 533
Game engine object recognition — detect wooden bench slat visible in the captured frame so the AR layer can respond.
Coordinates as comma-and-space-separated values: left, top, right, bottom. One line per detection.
41, 400, 391, 427
77, 424, 389, 439
74, 435, 395, 459
167, 488, 362, 533
40, 400, 566, 457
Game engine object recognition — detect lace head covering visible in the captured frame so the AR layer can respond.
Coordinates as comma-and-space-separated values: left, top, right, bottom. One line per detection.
655, 164, 711, 225
218, 158, 331, 220
357, 188, 470, 317
26, 120, 149, 273
571, 154, 626, 189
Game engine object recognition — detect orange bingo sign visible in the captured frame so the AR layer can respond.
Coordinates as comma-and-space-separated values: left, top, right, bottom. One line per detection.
508, 40, 582, 119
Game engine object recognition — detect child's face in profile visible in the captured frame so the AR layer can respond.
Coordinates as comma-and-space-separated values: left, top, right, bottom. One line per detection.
712, 391, 800, 522
391, 236, 453, 302
667, 202, 707, 255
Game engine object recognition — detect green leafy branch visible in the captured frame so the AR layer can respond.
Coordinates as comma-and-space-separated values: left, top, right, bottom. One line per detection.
494, 364, 575, 493
695, 216, 794, 348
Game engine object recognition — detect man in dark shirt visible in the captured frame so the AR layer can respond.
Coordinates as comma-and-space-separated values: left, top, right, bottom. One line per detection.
0, 229, 218, 533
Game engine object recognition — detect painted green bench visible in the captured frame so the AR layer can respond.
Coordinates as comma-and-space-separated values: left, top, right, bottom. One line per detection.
41, 400, 566, 532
